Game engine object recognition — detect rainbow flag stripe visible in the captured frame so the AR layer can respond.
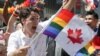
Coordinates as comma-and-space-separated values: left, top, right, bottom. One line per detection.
43, 9, 74, 39
75, 33, 100, 56
75, 42, 96, 56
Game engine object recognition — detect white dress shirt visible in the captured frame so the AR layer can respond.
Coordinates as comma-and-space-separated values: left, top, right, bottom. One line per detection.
7, 28, 47, 56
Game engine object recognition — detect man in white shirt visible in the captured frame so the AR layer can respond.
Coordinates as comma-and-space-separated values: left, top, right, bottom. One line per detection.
7, 0, 76, 56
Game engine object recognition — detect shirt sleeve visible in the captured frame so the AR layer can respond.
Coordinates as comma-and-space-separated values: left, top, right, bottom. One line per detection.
7, 33, 19, 55
39, 15, 56, 27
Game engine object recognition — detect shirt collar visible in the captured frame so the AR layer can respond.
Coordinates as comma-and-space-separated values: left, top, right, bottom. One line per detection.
19, 29, 26, 39
20, 29, 38, 39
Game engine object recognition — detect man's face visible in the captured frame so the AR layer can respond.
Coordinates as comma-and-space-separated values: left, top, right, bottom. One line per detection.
85, 15, 98, 29
23, 12, 40, 33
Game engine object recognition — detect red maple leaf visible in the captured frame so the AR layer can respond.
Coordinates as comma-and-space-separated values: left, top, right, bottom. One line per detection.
67, 28, 83, 44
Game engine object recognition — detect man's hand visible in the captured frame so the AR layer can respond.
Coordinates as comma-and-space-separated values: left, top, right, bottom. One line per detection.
16, 46, 30, 56
8, 45, 30, 56
3, 32, 10, 40
62, 0, 76, 10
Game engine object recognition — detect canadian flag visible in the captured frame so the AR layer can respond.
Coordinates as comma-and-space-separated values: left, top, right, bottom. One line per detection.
54, 15, 95, 56
42, 9, 95, 56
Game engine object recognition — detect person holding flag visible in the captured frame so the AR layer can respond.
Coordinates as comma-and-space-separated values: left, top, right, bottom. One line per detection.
7, 0, 76, 56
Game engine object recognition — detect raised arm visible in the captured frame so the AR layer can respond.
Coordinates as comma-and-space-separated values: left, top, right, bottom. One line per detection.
3, 0, 10, 25
3, 5, 20, 40
62, 0, 76, 10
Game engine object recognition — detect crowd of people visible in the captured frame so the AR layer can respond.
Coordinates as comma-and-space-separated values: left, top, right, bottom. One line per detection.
0, 0, 100, 56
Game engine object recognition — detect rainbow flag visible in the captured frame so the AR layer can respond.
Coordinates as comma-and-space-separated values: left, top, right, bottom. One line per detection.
43, 9, 74, 39
75, 25, 100, 56
75, 36, 100, 56
75, 42, 96, 56
43, 9, 95, 56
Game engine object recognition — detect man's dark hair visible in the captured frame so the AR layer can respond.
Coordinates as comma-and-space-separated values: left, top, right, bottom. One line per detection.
18, 6, 40, 19
16, 6, 40, 25
86, 10, 99, 19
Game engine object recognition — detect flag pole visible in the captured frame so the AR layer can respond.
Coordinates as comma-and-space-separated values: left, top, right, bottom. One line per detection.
29, 7, 63, 46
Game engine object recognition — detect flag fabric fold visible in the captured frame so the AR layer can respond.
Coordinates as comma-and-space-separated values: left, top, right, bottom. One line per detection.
43, 9, 95, 56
